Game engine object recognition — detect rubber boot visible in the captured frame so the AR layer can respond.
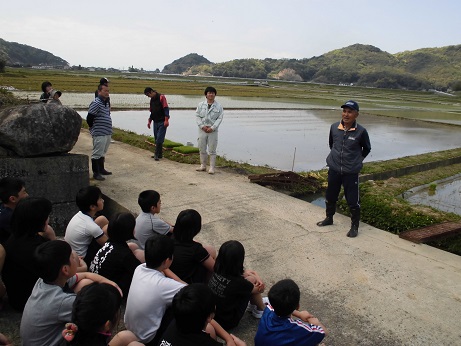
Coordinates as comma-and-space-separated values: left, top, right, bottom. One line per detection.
100, 157, 112, 175
91, 159, 105, 181
347, 208, 360, 238
317, 202, 336, 226
208, 154, 216, 174
196, 153, 207, 171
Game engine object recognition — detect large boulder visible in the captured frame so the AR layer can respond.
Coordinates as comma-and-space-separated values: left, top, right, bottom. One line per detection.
0, 101, 82, 157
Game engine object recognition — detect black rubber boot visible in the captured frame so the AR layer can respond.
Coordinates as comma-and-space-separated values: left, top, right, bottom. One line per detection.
317, 202, 336, 226
91, 159, 105, 181
100, 157, 112, 175
347, 208, 360, 237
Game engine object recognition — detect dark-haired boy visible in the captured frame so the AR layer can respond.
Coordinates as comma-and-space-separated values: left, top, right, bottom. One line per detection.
65, 186, 109, 266
20, 240, 120, 346
254, 279, 327, 346
134, 190, 173, 250
158, 283, 246, 346
125, 235, 185, 345
0, 177, 55, 244
0, 177, 29, 244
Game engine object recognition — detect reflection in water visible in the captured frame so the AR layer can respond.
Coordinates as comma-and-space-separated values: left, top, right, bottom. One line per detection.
81, 109, 461, 172
404, 175, 461, 216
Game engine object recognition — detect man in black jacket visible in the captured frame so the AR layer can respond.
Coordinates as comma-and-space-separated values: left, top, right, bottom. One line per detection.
317, 100, 371, 238
144, 87, 170, 161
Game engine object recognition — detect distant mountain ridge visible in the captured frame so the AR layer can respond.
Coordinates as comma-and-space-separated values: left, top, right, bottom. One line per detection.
162, 44, 461, 90
0, 38, 68, 67
1, 37, 460, 90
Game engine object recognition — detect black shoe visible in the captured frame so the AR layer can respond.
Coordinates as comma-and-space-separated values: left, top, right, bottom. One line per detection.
347, 225, 358, 237
99, 157, 112, 175
316, 217, 333, 227
151, 155, 160, 161
93, 174, 105, 181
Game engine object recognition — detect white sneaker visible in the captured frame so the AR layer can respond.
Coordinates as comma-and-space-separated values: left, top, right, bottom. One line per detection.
208, 167, 215, 174
251, 308, 264, 319
246, 302, 256, 313
196, 165, 206, 172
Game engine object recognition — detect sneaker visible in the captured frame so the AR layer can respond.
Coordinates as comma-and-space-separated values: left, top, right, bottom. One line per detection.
246, 302, 256, 313
196, 165, 206, 172
251, 308, 264, 319
262, 297, 270, 305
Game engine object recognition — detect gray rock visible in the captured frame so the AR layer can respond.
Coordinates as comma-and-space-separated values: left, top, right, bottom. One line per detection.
0, 102, 82, 157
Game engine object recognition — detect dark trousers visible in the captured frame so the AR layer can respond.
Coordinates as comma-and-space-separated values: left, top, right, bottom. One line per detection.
325, 169, 360, 209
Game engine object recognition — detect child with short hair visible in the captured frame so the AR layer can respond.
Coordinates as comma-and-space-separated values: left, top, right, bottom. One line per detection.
169, 209, 216, 284
90, 212, 143, 297
208, 240, 267, 330
20, 240, 121, 346
254, 279, 327, 346
124, 235, 186, 345
134, 190, 173, 250
158, 283, 246, 346
65, 186, 109, 266
61, 282, 142, 346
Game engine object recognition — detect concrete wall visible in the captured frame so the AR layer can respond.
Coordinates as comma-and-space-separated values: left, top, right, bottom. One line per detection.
0, 154, 89, 235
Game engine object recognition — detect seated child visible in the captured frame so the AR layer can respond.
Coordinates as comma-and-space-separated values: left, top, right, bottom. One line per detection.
169, 209, 216, 284
254, 279, 327, 346
0, 177, 29, 244
208, 240, 267, 330
158, 283, 247, 346
65, 186, 109, 266
134, 190, 173, 250
61, 282, 142, 346
20, 240, 120, 346
124, 235, 185, 345
2, 197, 53, 311
90, 212, 143, 297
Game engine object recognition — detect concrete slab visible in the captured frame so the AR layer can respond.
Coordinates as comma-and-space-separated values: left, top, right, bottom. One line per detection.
71, 129, 461, 346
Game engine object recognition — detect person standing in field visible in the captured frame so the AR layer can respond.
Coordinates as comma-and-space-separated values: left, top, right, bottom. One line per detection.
195, 86, 223, 174
86, 84, 113, 181
316, 100, 371, 238
144, 87, 170, 161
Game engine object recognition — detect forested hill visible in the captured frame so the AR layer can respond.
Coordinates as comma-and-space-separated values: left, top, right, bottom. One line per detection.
0, 38, 68, 67
162, 44, 461, 91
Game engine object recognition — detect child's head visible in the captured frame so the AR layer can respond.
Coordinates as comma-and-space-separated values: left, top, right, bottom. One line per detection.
173, 209, 201, 242
145, 234, 174, 269
41, 81, 52, 93
107, 212, 136, 243
173, 284, 216, 333
66, 282, 122, 344
11, 197, 52, 237
268, 279, 300, 317
50, 90, 62, 100
76, 186, 103, 213
0, 177, 28, 206
214, 240, 245, 277
34, 240, 75, 283
138, 190, 160, 213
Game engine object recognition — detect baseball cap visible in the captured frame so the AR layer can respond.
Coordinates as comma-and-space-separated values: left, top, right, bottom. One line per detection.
341, 100, 359, 111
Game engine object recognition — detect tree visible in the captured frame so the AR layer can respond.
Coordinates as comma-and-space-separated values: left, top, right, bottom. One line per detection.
0, 59, 5, 73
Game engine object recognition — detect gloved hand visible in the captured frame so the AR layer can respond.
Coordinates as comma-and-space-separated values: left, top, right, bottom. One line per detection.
164, 118, 170, 128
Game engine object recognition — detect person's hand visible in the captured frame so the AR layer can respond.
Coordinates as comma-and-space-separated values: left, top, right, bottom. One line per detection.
230, 334, 247, 346
147, 119, 152, 129
0, 333, 12, 346
164, 118, 169, 128
294, 310, 314, 322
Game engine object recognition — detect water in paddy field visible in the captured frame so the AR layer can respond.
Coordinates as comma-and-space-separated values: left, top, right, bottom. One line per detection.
403, 175, 461, 216
96, 109, 461, 172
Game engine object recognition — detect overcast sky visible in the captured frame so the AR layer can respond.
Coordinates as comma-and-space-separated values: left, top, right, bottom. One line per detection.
2, 0, 460, 71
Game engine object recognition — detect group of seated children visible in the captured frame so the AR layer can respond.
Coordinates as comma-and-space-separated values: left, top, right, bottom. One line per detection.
0, 177, 328, 345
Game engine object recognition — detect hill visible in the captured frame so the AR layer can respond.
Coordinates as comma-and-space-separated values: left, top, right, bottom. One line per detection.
162, 53, 211, 74
0, 38, 68, 68
163, 44, 461, 90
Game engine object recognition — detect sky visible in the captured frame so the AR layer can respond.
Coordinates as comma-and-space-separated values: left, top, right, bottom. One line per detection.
2, 0, 461, 71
